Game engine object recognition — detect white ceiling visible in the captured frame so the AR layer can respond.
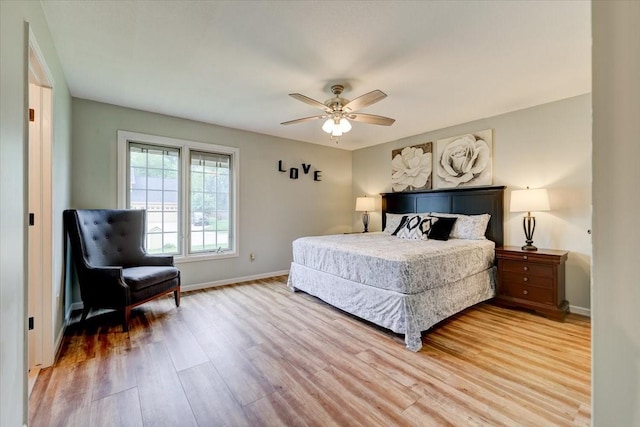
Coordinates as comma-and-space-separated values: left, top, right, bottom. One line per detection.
41, 1, 591, 151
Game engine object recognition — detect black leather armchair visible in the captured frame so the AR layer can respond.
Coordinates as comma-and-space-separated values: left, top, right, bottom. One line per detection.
64, 209, 180, 331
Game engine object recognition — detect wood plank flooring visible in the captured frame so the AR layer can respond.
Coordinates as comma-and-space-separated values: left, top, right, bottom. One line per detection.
29, 276, 591, 426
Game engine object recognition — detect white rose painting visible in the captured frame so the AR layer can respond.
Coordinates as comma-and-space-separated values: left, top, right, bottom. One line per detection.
435, 130, 492, 189
391, 142, 432, 192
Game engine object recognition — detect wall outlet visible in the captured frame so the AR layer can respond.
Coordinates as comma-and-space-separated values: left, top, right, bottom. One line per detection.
249, 253, 256, 262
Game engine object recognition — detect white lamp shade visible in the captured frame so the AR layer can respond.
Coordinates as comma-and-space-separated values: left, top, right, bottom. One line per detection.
339, 118, 352, 133
510, 188, 550, 213
355, 197, 375, 212
322, 118, 333, 133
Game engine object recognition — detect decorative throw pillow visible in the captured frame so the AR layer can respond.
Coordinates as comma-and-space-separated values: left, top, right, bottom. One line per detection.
390, 215, 408, 236
396, 215, 432, 240
427, 216, 458, 241
429, 212, 491, 240
384, 212, 430, 234
384, 213, 407, 234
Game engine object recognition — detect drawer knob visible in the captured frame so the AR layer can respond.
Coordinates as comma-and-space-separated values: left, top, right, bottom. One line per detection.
523, 290, 529, 295
523, 255, 528, 260
523, 277, 529, 282
523, 266, 529, 271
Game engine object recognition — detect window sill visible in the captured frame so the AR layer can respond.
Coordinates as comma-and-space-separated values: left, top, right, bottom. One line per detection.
174, 251, 238, 264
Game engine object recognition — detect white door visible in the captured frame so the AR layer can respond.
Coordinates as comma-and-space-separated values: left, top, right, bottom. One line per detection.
28, 83, 44, 370
27, 57, 54, 372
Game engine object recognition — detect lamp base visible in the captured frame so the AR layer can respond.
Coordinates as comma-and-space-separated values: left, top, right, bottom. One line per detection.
361, 212, 370, 233
521, 215, 538, 251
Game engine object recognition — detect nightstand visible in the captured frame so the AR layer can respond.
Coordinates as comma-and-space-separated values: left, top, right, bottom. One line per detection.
495, 246, 569, 321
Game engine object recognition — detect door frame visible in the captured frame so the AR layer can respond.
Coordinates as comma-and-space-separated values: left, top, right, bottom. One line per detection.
27, 27, 55, 369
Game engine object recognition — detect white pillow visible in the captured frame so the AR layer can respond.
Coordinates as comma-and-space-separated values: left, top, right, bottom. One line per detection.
429, 212, 490, 240
396, 215, 432, 240
384, 212, 429, 234
383, 213, 405, 234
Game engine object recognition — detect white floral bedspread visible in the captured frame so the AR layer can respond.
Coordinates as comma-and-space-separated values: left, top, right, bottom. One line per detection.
291, 232, 495, 294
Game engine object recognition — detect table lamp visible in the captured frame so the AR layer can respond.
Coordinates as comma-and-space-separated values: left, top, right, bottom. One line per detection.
355, 196, 375, 233
510, 187, 550, 251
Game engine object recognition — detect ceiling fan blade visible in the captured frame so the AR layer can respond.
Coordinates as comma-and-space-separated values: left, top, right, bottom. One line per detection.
347, 113, 395, 126
289, 93, 330, 112
343, 90, 387, 112
280, 115, 328, 125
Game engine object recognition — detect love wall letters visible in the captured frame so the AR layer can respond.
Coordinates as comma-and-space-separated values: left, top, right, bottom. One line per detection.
278, 160, 322, 181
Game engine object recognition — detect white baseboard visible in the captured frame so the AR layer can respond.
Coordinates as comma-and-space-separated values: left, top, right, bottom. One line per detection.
569, 305, 591, 317
53, 303, 78, 364
63, 273, 588, 319
181, 270, 290, 292
65, 270, 290, 311
54, 323, 65, 359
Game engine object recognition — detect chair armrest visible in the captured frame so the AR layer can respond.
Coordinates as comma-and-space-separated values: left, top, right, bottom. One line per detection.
81, 265, 126, 289
77, 266, 129, 307
139, 254, 175, 267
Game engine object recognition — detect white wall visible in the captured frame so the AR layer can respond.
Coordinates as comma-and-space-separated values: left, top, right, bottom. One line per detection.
592, 1, 640, 425
0, 1, 72, 425
71, 98, 352, 296
352, 95, 592, 311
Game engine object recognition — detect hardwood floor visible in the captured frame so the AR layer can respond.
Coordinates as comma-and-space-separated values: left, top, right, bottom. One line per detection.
29, 276, 591, 426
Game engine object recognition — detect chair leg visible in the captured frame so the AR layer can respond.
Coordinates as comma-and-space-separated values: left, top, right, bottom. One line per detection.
80, 307, 90, 323
174, 288, 180, 307
123, 306, 131, 332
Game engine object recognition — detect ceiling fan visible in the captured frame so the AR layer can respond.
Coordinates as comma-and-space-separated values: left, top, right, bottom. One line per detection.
281, 84, 395, 137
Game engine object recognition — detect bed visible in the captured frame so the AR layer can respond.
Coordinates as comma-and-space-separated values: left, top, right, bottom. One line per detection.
287, 186, 505, 351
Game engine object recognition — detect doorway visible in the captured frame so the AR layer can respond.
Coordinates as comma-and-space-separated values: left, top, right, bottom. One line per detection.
27, 30, 54, 393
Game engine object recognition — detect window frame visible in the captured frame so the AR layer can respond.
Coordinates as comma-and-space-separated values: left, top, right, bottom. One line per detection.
117, 130, 239, 263
187, 149, 233, 255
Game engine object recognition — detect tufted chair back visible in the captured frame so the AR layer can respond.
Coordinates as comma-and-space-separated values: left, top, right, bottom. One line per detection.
69, 209, 147, 268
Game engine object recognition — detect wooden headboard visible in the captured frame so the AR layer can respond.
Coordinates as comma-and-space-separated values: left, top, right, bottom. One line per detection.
381, 186, 505, 247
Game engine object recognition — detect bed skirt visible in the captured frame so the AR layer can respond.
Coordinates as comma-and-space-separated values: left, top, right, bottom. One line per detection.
288, 263, 496, 352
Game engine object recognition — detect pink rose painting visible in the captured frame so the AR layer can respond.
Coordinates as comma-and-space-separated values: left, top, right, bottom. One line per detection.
435, 130, 492, 189
391, 142, 433, 192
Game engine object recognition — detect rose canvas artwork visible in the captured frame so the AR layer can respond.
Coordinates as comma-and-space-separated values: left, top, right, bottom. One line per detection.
434, 130, 492, 189
391, 142, 433, 192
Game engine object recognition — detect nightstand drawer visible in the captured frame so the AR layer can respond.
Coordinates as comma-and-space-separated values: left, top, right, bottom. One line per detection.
501, 260, 554, 278
501, 282, 554, 305
502, 271, 553, 289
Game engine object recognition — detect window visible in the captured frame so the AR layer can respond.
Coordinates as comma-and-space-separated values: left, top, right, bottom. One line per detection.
189, 151, 231, 253
118, 131, 239, 262
129, 143, 180, 254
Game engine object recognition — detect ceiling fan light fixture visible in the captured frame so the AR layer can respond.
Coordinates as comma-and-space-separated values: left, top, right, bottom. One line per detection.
322, 117, 349, 136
